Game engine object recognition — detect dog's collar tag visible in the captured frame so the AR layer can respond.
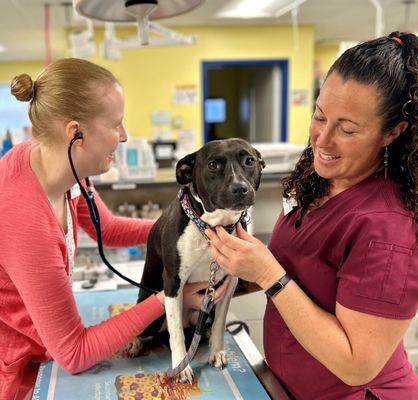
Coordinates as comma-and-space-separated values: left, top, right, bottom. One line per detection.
70, 183, 81, 199
283, 196, 297, 216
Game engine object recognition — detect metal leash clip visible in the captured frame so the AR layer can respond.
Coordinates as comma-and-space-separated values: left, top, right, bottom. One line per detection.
204, 286, 216, 301
205, 261, 219, 301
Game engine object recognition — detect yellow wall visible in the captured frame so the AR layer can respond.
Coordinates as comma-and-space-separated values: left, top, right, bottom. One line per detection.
0, 60, 45, 84
315, 44, 339, 77
0, 25, 315, 146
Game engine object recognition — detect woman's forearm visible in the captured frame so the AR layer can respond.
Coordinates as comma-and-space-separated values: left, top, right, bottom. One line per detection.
205, 225, 372, 384
261, 271, 363, 385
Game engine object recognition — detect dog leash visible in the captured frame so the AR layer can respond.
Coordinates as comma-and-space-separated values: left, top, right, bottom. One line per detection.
166, 187, 249, 380
166, 260, 219, 379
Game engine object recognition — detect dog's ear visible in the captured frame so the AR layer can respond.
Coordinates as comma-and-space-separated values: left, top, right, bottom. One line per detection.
254, 148, 266, 170
176, 152, 196, 184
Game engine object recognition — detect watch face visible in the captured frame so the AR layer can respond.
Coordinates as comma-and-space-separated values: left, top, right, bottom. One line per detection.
266, 274, 291, 298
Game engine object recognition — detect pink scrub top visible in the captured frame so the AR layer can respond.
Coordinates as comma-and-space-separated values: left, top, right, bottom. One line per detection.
264, 174, 418, 400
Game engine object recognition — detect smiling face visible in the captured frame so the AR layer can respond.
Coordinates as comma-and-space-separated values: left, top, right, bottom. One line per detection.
310, 72, 390, 194
176, 139, 265, 212
82, 83, 127, 176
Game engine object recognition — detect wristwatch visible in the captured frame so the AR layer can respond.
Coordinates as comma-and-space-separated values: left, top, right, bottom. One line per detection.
265, 273, 292, 299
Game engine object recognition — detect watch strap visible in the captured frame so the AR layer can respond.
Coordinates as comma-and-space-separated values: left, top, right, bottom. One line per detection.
265, 273, 292, 299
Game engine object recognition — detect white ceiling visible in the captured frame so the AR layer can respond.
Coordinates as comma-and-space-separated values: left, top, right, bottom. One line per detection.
1, 0, 418, 61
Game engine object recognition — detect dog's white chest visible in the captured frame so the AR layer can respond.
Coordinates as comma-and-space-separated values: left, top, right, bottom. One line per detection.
176, 222, 220, 284
176, 209, 241, 285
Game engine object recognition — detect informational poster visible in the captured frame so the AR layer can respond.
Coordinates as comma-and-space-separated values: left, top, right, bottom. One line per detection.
173, 84, 198, 105
291, 89, 309, 106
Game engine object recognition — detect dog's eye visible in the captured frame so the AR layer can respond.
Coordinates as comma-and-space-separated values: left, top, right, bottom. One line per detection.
245, 156, 255, 166
208, 161, 218, 170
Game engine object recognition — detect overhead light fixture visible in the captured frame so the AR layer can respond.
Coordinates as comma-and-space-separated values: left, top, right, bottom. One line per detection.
74, 0, 204, 45
100, 21, 197, 60
216, 0, 308, 19
73, 0, 203, 22
74, 0, 202, 54
100, 23, 121, 60
68, 18, 96, 59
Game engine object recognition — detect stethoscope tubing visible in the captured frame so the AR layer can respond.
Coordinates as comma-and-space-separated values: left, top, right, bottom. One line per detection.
67, 136, 158, 294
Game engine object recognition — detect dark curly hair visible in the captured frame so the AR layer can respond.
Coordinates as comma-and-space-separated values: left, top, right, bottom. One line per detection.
283, 31, 418, 225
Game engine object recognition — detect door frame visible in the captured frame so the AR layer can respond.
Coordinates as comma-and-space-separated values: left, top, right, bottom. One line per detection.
202, 59, 289, 143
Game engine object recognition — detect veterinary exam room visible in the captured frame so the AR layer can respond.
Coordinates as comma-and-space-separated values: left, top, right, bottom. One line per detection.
1, 0, 418, 399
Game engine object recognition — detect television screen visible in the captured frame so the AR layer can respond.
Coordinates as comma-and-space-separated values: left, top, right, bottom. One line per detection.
205, 98, 226, 123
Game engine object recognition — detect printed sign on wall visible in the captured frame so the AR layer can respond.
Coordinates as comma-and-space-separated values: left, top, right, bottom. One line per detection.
291, 89, 309, 106
173, 84, 198, 105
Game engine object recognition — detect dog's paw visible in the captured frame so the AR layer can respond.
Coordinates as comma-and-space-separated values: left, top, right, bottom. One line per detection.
125, 337, 144, 358
175, 364, 194, 384
209, 350, 227, 369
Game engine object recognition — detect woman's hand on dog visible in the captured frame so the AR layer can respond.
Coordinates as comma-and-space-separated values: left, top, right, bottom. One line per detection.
183, 276, 232, 310
156, 276, 232, 310
205, 223, 286, 290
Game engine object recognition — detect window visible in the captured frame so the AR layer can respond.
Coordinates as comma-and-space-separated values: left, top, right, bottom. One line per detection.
0, 83, 30, 143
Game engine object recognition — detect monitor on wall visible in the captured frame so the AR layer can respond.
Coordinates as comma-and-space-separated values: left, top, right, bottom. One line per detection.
204, 98, 226, 123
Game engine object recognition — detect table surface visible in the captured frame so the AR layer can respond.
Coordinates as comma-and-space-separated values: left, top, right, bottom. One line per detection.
32, 288, 290, 400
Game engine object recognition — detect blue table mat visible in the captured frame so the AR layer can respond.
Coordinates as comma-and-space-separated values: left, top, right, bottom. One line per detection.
32, 288, 270, 400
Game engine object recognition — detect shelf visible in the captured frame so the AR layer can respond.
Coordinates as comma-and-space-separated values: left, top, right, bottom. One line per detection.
93, 169, 290, 190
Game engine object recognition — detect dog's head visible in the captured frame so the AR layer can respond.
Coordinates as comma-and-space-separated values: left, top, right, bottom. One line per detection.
176, 138, 265, 212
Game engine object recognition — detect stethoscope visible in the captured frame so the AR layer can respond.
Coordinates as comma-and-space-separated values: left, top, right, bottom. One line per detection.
68, 131, 158, 294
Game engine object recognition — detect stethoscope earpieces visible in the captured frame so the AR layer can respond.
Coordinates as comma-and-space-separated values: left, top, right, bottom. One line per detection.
69, 131, 83, 147
73, 131, 83, 140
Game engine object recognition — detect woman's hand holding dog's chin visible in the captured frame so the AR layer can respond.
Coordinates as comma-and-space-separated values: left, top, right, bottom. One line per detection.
205, 223, 286, 290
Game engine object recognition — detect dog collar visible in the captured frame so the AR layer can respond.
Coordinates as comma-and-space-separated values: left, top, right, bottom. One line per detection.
178, 186, 246, 236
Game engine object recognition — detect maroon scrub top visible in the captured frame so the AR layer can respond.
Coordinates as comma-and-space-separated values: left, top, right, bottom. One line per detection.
264, 174, 418, 400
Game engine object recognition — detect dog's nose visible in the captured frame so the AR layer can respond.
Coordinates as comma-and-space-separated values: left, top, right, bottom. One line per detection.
231, 182, 249, 196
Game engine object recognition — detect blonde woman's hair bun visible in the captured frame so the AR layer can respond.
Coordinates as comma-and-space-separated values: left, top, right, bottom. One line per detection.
11, 73, 35, 102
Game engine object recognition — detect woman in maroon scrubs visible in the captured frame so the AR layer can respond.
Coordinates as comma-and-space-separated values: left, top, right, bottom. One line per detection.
207, 31, 418, 400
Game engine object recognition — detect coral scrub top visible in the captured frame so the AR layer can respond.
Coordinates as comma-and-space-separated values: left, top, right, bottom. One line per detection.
0, 141, 164, 399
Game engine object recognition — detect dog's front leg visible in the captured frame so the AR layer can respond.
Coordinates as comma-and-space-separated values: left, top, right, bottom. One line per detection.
209, 276, 239, 368
165, 293, 194, 383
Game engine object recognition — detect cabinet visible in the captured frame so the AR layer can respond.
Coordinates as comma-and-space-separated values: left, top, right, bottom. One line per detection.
93, 168, 286, 237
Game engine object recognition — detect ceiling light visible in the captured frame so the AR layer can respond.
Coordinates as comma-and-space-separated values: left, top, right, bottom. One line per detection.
216, 0, 308, 19
216, 0, 277, 18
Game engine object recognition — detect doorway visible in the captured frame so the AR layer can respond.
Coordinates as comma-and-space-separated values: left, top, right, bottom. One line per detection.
202, 60, 288, 143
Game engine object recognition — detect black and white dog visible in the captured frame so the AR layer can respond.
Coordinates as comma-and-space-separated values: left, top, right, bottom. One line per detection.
134, 138, 265, 383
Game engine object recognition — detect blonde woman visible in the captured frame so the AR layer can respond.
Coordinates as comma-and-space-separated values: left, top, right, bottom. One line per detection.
0, 58, 228, 399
